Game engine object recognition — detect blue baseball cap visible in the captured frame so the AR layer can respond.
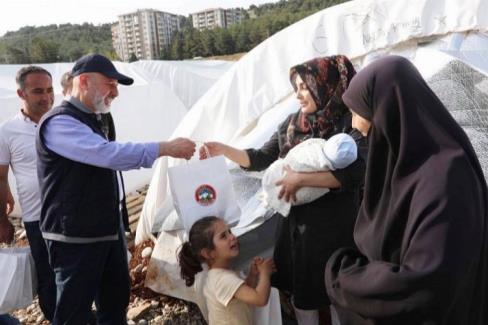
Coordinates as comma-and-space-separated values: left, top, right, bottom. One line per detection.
71, 54, 134, 85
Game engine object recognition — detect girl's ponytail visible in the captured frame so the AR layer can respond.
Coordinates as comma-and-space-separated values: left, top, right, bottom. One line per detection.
178, 241, 203, 286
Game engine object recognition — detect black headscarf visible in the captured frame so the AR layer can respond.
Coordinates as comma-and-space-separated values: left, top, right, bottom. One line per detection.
280, 55, 356, 157
325, 56, 488, 324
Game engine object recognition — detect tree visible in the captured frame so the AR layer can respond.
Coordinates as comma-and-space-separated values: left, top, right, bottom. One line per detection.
0, 23, 114, 63
159, 46, 171, 60
234, 27, 251, 53
105, 49, 120, 61
66, 47, 85, 62
170, 32, 184, 60
214, 28, 235, 55
0, 0, 349, 63
201, 30, 217, 57
183, 28, 204, 59
129, 53, 138, 62
4, 46, 30, 64
30, 37, 60, 63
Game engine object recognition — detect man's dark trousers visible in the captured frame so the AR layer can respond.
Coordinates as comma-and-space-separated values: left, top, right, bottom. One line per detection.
46, 231, 130, 325
24, 221, 56, 321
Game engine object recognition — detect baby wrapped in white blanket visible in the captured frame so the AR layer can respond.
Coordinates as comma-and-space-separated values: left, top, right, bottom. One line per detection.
261, 133, 357, 216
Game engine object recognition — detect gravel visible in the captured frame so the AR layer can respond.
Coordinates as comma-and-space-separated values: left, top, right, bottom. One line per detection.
5, 219, 207, 325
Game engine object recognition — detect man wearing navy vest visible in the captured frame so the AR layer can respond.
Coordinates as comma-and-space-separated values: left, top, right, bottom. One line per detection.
36, 54, 196, 324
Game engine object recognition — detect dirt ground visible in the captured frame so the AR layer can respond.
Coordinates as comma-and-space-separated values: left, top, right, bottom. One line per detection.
4, 220, 206, 325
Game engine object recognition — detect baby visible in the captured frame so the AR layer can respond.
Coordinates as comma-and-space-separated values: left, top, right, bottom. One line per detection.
261, 133, 357, 216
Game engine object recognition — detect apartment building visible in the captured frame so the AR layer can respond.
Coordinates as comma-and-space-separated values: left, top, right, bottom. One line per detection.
191, 8, 244, 31
112, 9, 181, 61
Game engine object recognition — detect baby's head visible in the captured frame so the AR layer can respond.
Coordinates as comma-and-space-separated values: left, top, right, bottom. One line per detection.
324, 133, 357, 169
178, 216, 239, 286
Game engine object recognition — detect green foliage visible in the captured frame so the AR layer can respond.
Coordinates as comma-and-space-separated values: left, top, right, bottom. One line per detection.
163, 0, 348, 60
30, 37, 60, 63
0, 0, 348, 63
129, 53, 139, 62
170, 32, 184, 60
0, 23, 115, 64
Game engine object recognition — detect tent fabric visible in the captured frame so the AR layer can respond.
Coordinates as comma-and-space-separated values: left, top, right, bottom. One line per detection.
137, 0, 488, 319
139, 0, 488, 243
149, 0, 488, 147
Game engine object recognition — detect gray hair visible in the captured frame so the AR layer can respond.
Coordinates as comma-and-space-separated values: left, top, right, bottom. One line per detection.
16, 66, 52, 90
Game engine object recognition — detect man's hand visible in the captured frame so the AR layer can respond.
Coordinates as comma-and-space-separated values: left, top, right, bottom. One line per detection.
276, 165, 303, 203
160, 138, 196, 160
0, 217, 14, 244
6, 188, 14, 215
1, 165, 15, 243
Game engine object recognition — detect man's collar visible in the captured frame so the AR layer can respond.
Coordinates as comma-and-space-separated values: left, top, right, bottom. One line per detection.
20, 108, 36, 124
67, 96, 95, 115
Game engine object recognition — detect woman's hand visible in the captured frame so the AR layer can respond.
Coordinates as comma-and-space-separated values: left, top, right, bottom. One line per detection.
276, 165, 303, 203
199, 142, 252, 168
199, 142, 227, 159
6, 189, 14, 215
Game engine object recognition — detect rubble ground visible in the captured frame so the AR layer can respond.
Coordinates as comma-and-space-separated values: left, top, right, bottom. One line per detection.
5, 217, 206, 325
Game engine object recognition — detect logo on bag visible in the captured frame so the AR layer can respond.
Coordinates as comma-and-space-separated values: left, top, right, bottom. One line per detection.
195, 184, 217, 206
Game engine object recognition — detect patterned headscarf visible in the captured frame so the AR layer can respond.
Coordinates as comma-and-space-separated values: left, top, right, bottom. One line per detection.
280, 55, 356, 157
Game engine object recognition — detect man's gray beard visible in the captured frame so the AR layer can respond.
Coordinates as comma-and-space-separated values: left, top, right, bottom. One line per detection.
94, 104, 111, 114
93, 94, 111, 114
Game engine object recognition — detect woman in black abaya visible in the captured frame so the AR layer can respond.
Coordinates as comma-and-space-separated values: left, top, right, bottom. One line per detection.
325, 55, 488, 325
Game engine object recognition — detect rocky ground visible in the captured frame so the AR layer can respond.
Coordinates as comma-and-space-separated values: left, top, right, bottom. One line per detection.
3, 216, 206, 325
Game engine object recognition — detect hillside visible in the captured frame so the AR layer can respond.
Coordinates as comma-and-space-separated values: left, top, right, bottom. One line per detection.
0, 0, 348, 64
0, 23, 116, 64
165, 0, 348, 60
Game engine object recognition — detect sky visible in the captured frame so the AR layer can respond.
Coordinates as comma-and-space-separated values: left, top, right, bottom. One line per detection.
0, 0, 281, 36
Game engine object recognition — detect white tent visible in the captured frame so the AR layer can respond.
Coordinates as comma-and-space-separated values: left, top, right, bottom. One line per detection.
0, 60, 233, 216
138, 0, 488, 322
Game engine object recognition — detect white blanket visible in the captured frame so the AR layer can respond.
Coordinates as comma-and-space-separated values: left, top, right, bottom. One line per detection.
261, 134, 357, 216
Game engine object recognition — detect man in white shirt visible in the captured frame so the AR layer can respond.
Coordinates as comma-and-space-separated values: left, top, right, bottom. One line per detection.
0, 66, 56, 321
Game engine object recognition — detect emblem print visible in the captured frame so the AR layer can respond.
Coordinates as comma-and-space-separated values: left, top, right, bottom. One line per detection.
195, 184, 217, 206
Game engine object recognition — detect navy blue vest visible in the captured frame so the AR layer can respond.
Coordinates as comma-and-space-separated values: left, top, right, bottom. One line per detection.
36, 101, 120, 239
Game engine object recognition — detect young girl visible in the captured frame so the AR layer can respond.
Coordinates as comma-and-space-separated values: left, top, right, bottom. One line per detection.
178, 216, 275, 325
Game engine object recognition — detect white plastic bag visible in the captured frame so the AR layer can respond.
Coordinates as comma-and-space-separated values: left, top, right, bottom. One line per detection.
168, 155, 241, 232
0, 247, 37, 314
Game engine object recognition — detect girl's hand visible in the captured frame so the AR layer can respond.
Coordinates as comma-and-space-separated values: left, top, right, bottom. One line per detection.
276, 165, 302, 203
250, 257, 263, 276
199, 142, 226, 159
257, 258, 276, 276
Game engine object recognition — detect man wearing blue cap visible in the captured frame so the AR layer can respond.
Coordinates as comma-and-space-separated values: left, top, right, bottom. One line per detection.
36, 54, 196, 324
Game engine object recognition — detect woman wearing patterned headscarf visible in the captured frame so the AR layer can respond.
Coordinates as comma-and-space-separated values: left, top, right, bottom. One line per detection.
201, 55, 365, 324
325, 56, 488, 324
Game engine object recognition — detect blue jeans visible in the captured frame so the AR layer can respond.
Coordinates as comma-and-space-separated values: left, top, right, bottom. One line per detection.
0, 314, 20, 325
46, 232, 130, 325
24, 221, 56, 322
